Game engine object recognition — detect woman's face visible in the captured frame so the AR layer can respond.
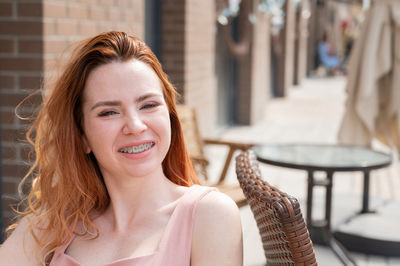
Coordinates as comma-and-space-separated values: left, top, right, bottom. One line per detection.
81, 60, 171, 181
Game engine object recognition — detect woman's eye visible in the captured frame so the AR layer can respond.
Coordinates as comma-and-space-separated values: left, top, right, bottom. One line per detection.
140, 102, 160, 110
98, 110, 118, 117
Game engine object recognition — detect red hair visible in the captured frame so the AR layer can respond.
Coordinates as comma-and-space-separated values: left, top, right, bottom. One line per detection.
13, 31, 198, 265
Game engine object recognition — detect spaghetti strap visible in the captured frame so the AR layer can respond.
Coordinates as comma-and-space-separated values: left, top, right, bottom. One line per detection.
154, 185, 217, 265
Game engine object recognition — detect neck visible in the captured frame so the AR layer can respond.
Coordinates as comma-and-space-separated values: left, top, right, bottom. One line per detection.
99, 169, 178, 232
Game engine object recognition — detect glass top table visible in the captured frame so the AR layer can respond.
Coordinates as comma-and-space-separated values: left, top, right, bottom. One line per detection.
252, 144, 392, 265
252, 144, 391, 172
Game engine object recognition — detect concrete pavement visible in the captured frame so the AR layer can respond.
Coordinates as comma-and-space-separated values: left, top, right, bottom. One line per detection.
205, 76, 400, 265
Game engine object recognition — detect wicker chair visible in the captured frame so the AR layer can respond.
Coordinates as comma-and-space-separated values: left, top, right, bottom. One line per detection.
235, 150, 317, 265
177, 104, 254, 207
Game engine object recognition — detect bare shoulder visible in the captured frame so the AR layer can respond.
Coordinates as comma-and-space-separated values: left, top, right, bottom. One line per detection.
196, 189, 241, 221
191, 190, 243, 266
0, 216, 41, 265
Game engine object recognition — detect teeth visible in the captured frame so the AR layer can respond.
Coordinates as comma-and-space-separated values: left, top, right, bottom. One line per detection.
119, 142, 154, 154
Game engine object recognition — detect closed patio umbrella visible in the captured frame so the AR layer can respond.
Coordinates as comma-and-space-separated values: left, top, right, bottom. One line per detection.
338, 0, 400, 152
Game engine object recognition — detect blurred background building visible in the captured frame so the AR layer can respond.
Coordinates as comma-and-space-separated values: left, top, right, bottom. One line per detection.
0, 0, 365, 239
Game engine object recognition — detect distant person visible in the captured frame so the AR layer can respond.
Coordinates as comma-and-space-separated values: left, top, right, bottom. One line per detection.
317, 33, 341, 75
0, 31, 243, 266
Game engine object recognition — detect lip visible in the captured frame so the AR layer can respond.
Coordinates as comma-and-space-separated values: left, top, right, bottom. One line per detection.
118, 140, 155, 150
118, 140, 155, 159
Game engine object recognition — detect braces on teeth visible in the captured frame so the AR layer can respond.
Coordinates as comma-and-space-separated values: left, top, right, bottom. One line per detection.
119, 142, 154, 154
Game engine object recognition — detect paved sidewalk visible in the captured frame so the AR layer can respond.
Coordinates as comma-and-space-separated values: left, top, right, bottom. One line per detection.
205, 76, 400, 265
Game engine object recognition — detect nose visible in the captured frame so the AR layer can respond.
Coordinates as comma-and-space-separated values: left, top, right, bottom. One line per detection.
122, 112, 147, 135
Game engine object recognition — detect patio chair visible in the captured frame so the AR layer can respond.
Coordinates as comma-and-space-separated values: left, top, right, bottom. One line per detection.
176, 104, 254, 207
235, 150, 317, 265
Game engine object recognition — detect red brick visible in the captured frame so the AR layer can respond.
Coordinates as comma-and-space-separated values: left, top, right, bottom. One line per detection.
56, 21, 78, 36
2, 145, 17, 160
43, 39, 69, 54
0, 74, 15, 89
1, 128, 26, 143
98, 0, 114, 6
19, 75, 42, 90
96, 23, 114, 33
1, 110, 16, 125
18, 2, 42, 17
113, 24, 129, 34
0, 3, 13, 17
78, 0, 97, 4
2, 180, 18, 195
0, 57, 42, 72
78, 22, 97, 36
67, 5, 88, 20
0, 21, 42, 36
113, 0, 126, 8
0, 92, 42, 108
89, 6, 108, 20
43, 21, 56, 35
121, 10, 135, 22
19, 39, 42, 54
121, 0, 134, 8
43, 2, 67, 18
109, 9, 121, 21
0, 39, 15, 54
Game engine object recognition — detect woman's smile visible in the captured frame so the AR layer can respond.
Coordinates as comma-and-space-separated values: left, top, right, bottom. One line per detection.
118, 142, 155, 154
117, 141, 156, 160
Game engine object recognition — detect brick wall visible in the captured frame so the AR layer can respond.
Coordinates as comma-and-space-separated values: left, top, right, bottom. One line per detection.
161, 0, 216, 137
0, 0, 44, 229
161, 0, 272, 131
184, 0, 216, 137
0, 0, 144, 229
42, 0, 144, 74
161, 0, 185, 97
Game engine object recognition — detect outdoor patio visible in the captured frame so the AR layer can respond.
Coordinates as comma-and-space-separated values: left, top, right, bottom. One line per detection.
205, 75, 400, 265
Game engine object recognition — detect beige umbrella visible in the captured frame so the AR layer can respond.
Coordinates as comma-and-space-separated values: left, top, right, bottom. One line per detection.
338, 0, 400, 152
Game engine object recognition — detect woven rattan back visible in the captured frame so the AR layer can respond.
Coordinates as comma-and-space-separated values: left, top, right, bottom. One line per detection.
236, 150, 317, 266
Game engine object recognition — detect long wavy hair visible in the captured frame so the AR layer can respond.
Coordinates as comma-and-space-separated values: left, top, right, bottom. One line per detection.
13, 31, 198, 265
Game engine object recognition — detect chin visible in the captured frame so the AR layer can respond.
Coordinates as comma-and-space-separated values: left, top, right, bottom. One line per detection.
126, 161, 165, 179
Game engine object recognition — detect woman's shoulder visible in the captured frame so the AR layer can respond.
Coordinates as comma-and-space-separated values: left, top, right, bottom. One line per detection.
190, 187, 243, 265
175, 184, 241, 225
183, 184, 241, 234
195, 186, 240, 221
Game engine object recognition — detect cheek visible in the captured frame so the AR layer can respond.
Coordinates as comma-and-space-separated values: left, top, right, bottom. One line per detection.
153, 112, 172, 152
83, 119, 116, 150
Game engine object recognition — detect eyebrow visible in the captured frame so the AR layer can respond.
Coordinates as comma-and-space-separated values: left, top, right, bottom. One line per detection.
135, 93, 163, 103
90, 100, 121, 111
90, 93, 163, 111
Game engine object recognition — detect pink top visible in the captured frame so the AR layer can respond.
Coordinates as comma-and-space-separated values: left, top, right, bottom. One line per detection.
50, 185, 216, 266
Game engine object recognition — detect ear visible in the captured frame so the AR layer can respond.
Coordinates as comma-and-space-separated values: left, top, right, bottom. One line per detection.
81, 134, 92, 154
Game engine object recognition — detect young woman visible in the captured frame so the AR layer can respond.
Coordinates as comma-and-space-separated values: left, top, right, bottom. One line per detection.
0, 31, 243, 266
